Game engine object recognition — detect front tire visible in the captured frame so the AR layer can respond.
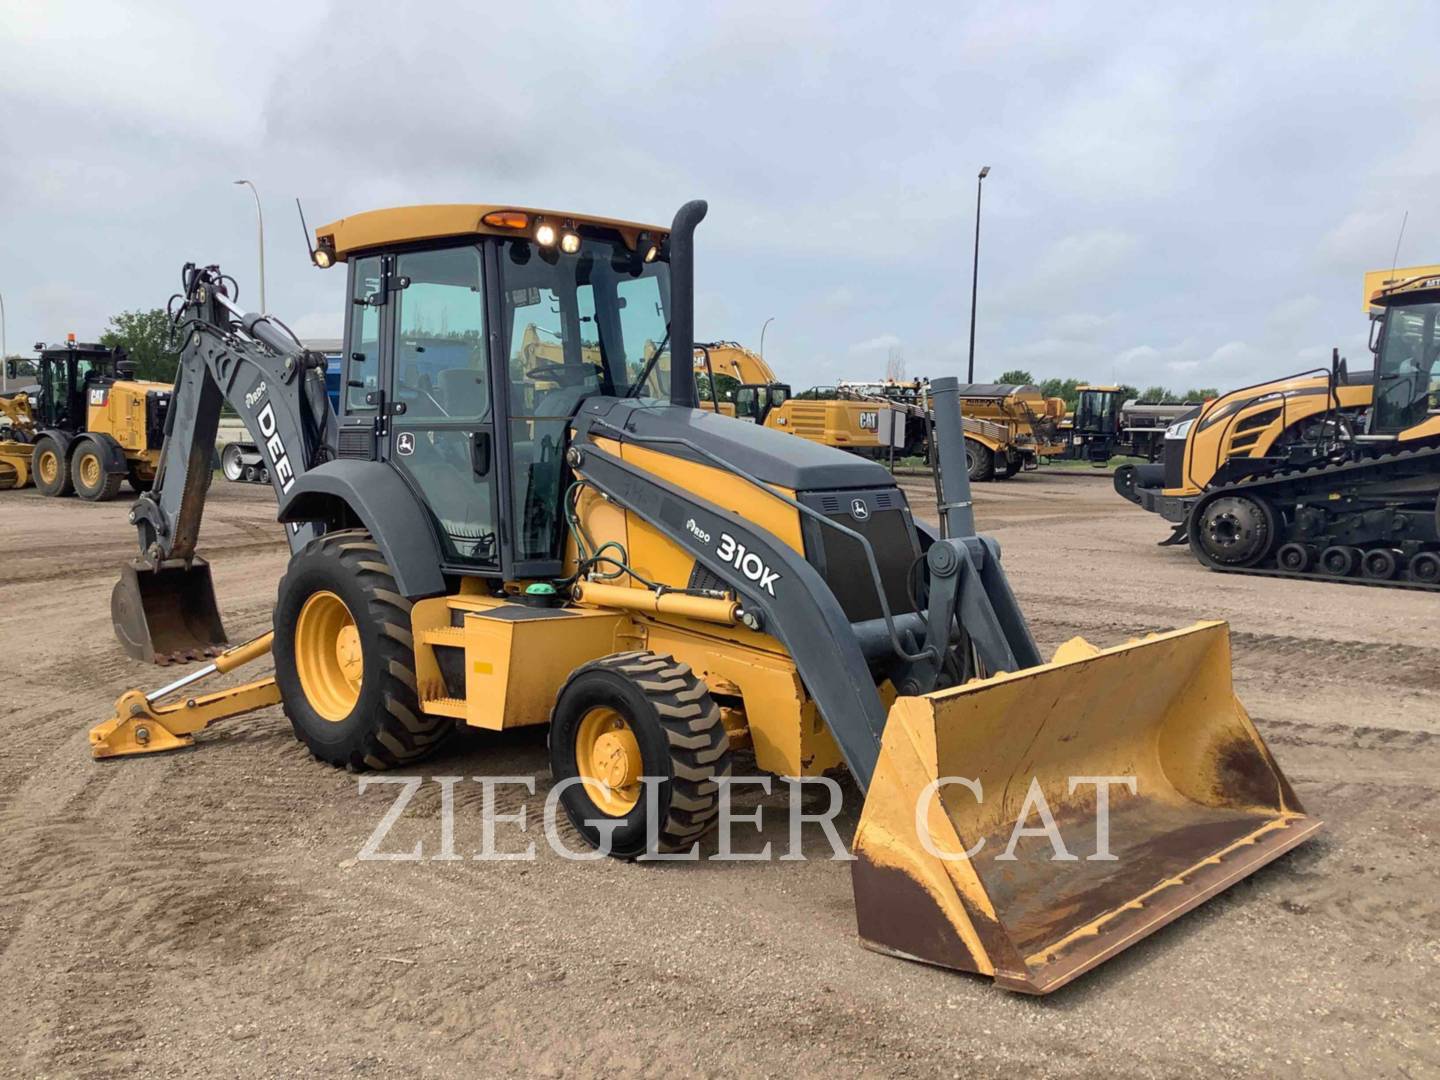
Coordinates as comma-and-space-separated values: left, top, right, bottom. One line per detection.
272, 529, 451, 769
32, 436, 72, 497
549, 653, 731, 860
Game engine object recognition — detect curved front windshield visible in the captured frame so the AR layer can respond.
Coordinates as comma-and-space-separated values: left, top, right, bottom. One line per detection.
1374, 302, 1440, 434
1076, 390, 1117, 433
498, 234, 671, 419
498, 232, 671, 563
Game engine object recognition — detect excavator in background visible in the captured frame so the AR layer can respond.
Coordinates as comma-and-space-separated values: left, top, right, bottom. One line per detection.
95, 198, 1314, 995
1119, 267, 1440, 587
0, 337, 171, 499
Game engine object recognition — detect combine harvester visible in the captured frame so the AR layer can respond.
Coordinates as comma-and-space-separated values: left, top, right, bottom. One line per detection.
1120, 265, 1440, 588
95, 199, 1315, 993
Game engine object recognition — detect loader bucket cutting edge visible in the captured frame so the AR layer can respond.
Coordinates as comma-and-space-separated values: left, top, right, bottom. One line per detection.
112, 558, 229, 665
850, 620, 1319, 994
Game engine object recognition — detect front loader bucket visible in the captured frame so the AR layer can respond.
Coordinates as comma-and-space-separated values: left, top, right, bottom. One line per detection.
851, 621, 1318, 994
112, 557, 229, 665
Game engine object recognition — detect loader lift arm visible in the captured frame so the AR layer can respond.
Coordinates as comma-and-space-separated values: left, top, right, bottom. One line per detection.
112, 264, 338, 662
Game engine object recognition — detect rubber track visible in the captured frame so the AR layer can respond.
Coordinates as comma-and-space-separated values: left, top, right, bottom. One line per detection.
1191, 441, 1440, 590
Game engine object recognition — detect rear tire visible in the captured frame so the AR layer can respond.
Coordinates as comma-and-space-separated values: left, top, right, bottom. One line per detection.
549, 652, 731, 860
965, 439, 994, 482
1320, 545, 1360, 577
996, 454, 1022, 480
32, 436, 72, 497
272, 529, 451, 770
70, 438, 124, 502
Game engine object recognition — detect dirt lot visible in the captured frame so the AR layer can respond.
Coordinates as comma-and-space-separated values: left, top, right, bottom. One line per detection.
1, 473, 1436, 1078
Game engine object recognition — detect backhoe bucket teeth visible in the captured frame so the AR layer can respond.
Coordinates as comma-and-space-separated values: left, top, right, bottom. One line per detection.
111, 557, 229, 665
851, 621, 1319, 995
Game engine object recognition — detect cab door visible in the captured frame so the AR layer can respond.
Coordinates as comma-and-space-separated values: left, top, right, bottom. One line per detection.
383, 245, 500, 573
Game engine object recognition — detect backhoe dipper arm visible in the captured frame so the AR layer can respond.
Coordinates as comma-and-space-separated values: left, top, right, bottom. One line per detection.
129, 264, 337, 563
112, 264, 338, 664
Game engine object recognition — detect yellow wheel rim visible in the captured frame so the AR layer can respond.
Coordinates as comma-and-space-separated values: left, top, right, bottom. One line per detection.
575, 706, 643, 815
294, 590, 363, 722
79, 453, 101, 488
37, 449, 58, 485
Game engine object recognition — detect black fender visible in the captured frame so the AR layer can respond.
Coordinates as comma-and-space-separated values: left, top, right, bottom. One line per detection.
276, 459, 447, 599
35, 428, 76, 462
74, 431, 129, 474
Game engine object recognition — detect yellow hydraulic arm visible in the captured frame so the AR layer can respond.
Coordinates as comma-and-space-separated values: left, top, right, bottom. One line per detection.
90, 633, 279, 758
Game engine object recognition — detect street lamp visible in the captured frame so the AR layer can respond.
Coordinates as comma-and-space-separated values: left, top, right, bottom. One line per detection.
0, 288, 7, 392
759, 315, 775, 359
966, 165, 990, 384
234, 180, 267, 313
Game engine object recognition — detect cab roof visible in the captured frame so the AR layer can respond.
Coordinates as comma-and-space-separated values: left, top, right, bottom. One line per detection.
1368, 268, 1440, 309
315, 204, 667, 262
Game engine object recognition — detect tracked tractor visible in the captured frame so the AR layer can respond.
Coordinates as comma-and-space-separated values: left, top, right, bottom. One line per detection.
1120, 270, 1440, 587
96, 200, 1316, 994
1, 338, 171, 499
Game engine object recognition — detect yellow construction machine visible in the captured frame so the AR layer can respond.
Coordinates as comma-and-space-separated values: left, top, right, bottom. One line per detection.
1, 338, 170, 499
95, 200, 1316, 994
0, 389, 37, 489
1120, 266, 1440, 586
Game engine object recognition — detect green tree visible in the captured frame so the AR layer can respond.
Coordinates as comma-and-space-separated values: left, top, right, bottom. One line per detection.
100, 308, 177, 383
1039, 377, 1083, 409
1139, 385, 1175, 403
695, 371, 741, 404
1180, 387, 1218, 402
996, 368, 1036, 385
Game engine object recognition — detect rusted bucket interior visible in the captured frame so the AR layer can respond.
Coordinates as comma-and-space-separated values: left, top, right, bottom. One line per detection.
857, 623, 1318, 994
112, 558, 229, 664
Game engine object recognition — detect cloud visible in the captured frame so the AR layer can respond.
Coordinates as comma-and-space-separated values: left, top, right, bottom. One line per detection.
849, 334, 903, 355
3, 0, 1439, 402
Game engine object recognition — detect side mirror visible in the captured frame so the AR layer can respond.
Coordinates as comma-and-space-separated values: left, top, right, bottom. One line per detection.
4, 360, 15, 381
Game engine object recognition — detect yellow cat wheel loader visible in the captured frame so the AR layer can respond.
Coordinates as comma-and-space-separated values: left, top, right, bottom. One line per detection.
96, 200, 1317, 994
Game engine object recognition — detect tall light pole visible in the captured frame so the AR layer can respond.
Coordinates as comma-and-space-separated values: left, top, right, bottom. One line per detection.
966, 165, 990, 384
234, 180, 266, 313
0, 288, 7, 392
759, 315, 775, 359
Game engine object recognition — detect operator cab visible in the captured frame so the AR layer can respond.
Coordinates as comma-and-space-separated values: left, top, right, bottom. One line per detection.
734, 381, 790, 423
330, 207, 679, 581
1368, 278, 1440, 437
33, 338, 126, 431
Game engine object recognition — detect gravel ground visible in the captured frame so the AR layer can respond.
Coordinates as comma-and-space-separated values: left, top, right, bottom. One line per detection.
0, 472, 1435, 1078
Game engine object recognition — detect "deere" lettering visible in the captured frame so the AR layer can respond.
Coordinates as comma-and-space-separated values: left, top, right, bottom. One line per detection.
255, 401, 297, 495
716, 533, 780, 595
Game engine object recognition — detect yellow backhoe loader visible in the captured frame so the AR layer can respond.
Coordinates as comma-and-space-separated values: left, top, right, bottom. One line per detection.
0, 390, 37, 489
95, 200, 1316, 994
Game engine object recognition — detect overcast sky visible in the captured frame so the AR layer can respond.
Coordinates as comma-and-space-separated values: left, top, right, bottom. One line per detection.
4, 2, 1437, 391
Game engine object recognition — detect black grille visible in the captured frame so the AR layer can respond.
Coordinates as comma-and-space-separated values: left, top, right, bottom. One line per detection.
798, 488, 919, 623
337, 427, 374, 459
1162, 441, 1183, 490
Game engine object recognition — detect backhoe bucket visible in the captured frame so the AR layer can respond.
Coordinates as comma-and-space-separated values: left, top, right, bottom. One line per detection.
112, 557, 229, 665
852, 621, 1318, 994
